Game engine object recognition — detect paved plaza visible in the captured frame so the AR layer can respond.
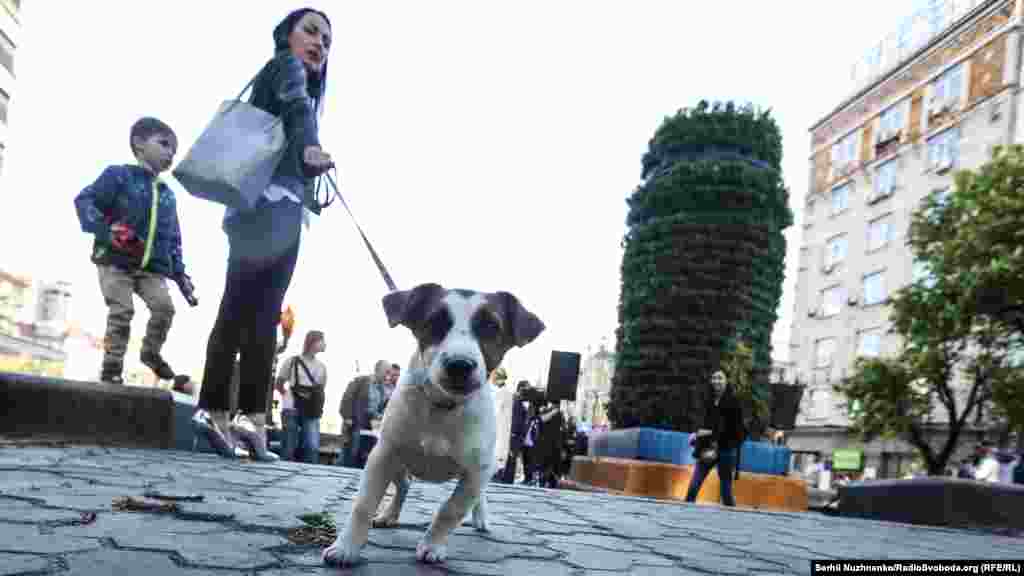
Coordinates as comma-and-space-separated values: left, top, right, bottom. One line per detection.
0, 443, 1021, 575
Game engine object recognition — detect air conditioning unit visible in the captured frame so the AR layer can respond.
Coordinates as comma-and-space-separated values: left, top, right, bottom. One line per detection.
933, 155, 954, 173
848, 295, 859, 306
929, 96, 952, 117
822, 263, 835, 274
875, 128, 900, 146
807, 307, 818, 318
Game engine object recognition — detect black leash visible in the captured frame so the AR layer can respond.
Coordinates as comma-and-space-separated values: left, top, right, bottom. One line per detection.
314, 168, 397, 292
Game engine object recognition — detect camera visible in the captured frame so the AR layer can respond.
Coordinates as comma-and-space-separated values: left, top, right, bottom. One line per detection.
518, 385, 547, 408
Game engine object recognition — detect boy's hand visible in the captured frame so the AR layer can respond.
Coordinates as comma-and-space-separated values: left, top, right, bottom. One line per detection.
175, 274, 199, 307
110, 222, 144, 255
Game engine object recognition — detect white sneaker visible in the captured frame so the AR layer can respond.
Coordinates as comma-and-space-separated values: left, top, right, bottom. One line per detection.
230, 414, 279, 462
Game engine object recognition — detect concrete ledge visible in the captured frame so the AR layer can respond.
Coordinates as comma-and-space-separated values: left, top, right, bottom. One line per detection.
0, 371, 175, 449
840, 477, 1024, 530
569, 456, 808, 512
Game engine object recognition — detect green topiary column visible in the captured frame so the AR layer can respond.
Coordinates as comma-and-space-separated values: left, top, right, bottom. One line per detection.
607, 101, 792, 432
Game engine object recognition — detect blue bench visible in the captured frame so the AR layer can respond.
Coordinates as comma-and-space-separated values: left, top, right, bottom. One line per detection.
588, 427, 790, 476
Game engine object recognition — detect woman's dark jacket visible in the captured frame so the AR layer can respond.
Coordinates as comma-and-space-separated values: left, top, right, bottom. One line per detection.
340, 376, 372, 432
510, 398, 529, 441
246, 52, 324, 215
703, 389, 746, 452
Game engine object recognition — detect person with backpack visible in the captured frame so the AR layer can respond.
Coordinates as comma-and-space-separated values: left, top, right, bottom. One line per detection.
685, 369, 746, 507
276, 331, 328, 463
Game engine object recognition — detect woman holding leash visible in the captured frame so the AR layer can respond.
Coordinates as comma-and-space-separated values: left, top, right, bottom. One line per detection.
193, 7, 335, 461
684, 369, 746, 507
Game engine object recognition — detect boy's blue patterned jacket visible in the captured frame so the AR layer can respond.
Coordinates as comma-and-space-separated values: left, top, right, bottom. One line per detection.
74, 164, 187, 279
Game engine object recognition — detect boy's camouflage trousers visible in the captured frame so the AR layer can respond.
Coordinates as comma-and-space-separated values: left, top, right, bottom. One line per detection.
97, 265, 175, 381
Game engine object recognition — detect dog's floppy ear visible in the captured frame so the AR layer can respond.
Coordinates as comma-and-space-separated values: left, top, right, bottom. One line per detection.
495, 291, 545, 348
382, 283, 445, 329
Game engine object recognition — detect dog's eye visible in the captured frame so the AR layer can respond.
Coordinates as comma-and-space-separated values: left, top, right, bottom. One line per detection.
426, 310, 453, 343
473, 314, 500, 339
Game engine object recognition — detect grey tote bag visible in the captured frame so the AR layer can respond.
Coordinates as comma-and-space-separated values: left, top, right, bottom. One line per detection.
173, 75, 286, 211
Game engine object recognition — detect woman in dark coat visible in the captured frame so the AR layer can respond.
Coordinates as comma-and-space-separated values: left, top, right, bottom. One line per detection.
192, 8, 335, 461
685, 369, 746, 506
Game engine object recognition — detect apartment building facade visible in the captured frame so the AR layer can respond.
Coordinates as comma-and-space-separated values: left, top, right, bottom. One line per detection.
0, 0, 19, 177
788, 0, 1021, 477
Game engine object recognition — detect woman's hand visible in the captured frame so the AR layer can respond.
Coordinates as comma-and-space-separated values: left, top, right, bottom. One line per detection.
304, 146, 333, 169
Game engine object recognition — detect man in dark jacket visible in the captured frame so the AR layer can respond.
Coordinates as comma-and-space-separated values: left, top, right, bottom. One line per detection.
685, 370, 746, 506
500, 381, 532, 483
339, 360, 389, 468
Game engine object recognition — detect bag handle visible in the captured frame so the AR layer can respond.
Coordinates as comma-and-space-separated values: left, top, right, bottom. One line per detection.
295, 357, 320, 387
234, 74, 261, 102
220, 73, 264, 119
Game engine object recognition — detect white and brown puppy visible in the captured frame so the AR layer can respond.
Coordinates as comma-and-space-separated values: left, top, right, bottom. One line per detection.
324, 283, 545, 566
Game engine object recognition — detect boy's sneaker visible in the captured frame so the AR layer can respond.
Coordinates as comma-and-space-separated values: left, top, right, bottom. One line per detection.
140, 352, 176, 381
99, 374, 124, 386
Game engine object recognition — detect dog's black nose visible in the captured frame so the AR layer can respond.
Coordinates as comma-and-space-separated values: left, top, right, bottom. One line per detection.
443, 357, 478, 391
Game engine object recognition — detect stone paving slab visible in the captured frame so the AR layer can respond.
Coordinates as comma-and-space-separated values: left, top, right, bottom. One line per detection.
0, 445, 1021, 575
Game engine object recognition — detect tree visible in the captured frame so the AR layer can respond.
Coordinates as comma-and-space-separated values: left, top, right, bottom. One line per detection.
835, 146, 1024, 475
491, 367, 508, 388
720, 339, 770, 439
910, 145, 1024, 432
608, 101, 792, 431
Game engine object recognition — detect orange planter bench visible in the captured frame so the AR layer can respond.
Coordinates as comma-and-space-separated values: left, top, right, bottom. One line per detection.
568, 456, 809, 512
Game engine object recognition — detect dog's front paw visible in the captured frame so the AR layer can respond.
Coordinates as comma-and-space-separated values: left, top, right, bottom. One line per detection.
322, 536, 361, 567
415, 540, 448, 564
371, 513, 400, 528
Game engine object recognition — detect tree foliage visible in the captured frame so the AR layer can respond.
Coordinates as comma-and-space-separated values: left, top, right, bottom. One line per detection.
608, 101, 792, 431
835, 146, 1024, 474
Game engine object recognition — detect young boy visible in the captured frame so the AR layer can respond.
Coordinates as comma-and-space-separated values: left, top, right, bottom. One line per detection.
74, 117, 198, 386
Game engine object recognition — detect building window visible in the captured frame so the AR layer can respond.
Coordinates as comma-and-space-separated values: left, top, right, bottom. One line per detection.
831, 132, 859, 175
0, 30, 13, 78
927, 128, 960, 172
863, 271, 887, 305
912, 260, 936, 288
872, 159, 898, 202
926, 0, 946, 35
867, 216, 893, 252
866, 43, 882, 72
831, 183, 850, 216
896, 18, 912, 56
825, 234, 847, 271
815, 338, 837, 368
815, 388, 831, 419
858, 328, 883, 357
821, 285, 845, 318
878, 104, 904, 142
930, 63, 963, 115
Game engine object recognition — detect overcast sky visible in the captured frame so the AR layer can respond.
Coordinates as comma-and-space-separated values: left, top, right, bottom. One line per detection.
1, 1, 918, 397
